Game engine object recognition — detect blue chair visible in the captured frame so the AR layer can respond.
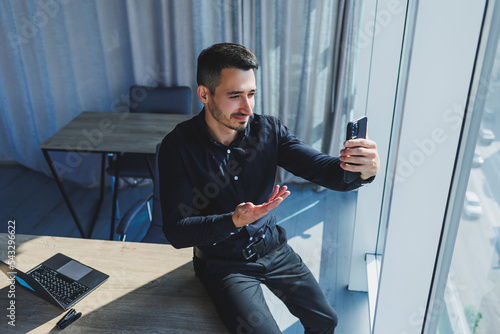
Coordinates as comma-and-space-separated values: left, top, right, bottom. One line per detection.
107, 85, 190, 220
107, 85, 191, 182
129, 85, 191, 115
116, 143, 168, 244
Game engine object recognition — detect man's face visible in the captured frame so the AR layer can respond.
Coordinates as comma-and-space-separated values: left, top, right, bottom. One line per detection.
206, 68, 256, 132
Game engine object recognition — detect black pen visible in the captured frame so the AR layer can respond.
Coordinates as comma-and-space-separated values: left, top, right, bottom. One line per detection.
57, 309, 75, 325
58, 312, 81, 330
56, 309, 82, 330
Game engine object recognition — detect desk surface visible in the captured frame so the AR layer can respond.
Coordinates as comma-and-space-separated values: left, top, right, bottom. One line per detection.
40, 111, 192, 154
0, 234, 226, 334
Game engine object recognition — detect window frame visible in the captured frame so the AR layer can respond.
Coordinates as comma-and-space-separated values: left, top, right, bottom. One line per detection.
347, 0, 410, 292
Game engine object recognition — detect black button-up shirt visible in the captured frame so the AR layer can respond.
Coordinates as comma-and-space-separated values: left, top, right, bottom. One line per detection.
159, 109, 371, 258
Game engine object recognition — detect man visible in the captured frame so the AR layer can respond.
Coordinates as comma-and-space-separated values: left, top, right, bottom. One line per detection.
159, 43, 379, 334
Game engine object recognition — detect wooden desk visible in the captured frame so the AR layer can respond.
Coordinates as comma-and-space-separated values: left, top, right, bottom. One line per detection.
0, 234, 227, 334
40, 112, 191, 154
40, 112, 192, 239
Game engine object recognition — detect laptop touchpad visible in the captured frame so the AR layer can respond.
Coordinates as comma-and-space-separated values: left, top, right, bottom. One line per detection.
57, 260, 92, 281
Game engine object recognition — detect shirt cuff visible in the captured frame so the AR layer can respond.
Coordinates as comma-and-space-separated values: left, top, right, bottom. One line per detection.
354, 175, 375, 186
214, 213, 240, 238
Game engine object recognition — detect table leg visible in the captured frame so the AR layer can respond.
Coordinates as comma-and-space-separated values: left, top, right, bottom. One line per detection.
42, 149, 87, 238
145, 154, 154, 179
87, 153, 106, 239
110, 153, 121, 240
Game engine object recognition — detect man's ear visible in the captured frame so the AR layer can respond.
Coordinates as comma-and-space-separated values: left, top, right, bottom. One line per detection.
197, 85, 210, 103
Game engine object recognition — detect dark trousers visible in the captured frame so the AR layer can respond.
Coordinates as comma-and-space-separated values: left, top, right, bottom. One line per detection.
193, 225, 337, 334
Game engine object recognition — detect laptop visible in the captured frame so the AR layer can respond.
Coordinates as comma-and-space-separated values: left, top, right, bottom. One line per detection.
0, 253, 109, 310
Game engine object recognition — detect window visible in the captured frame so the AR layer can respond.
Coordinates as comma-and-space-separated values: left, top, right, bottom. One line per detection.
426, 1, 500, 332
369, 0, 488, 332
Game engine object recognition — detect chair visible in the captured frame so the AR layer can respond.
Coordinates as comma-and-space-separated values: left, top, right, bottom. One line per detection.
129, 85, 191, 115
107, 85, 191, 180
106, 85, 191, 217
116, 143, 168, 244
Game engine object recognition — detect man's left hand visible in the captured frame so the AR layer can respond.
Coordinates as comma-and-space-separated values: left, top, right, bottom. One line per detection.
339, 138, 380, 180
232, 185, 290, 228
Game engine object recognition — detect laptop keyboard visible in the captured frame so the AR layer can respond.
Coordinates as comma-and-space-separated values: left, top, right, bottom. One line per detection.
30, 265, 90, 306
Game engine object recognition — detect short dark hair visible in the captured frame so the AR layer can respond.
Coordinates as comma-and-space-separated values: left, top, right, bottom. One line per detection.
197, 43, 259, 94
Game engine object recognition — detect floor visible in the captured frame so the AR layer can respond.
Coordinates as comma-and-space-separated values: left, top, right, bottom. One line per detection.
0, 164, 370, 334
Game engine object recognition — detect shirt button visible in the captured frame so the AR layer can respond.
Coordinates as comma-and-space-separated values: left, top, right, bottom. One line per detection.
230, 232, 235, 235
234, 176, 238, 180
213, 242, 217, 246
249, 237, 253, 241
227, 149, 231, 154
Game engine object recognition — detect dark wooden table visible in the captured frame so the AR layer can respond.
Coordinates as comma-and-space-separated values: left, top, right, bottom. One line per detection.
40, 111, 192, 239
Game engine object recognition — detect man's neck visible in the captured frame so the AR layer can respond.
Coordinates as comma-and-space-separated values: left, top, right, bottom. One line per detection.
204, 111, 238, 146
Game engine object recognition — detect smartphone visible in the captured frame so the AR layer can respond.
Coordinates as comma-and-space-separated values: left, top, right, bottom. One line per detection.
343, 116, 367, 183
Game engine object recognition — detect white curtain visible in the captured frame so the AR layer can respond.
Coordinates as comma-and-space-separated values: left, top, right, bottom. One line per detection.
0, 0, 353, 187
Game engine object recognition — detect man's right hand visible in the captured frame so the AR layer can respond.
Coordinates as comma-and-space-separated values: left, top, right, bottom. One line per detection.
232, 185, 291, 228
